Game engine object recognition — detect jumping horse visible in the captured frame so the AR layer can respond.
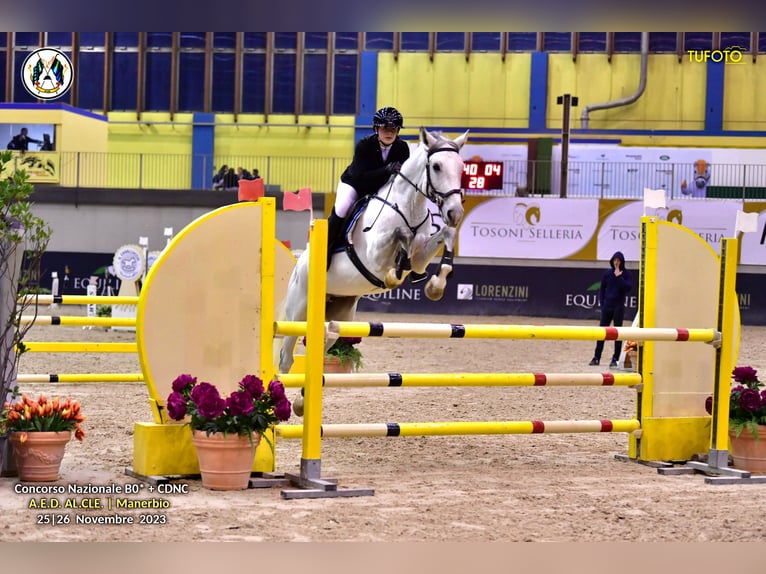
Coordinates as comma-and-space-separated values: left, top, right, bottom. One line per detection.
277, 127, 469, 384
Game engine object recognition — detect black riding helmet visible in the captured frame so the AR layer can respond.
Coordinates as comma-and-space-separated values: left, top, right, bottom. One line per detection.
373, 106, 404, 130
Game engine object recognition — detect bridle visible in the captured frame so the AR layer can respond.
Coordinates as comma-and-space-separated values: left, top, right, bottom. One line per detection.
396, 141, 465, 209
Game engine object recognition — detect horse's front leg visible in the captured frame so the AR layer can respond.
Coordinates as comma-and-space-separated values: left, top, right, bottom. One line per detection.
410, 226, 457, 301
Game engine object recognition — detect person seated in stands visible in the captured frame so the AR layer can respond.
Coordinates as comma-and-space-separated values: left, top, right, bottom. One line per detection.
212, 165, 228, 190
237, 166, 253, 180
222, 167, 239, 191
252, 169, 261, 180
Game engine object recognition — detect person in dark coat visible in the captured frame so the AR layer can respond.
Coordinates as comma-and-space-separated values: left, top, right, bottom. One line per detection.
7, 127, 42, 151
326, 106, 410, 268
590, 251, 633, 368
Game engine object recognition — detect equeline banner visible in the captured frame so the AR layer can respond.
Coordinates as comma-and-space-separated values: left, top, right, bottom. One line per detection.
356, 262, 766, 326
30, 252, 766, 326
454, 197, 766, 264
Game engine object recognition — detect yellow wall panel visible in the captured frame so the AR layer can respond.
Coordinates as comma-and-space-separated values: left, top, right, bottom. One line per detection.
723, 59, 766, 131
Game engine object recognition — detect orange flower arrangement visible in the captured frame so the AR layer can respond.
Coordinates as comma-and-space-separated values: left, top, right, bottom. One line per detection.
1, 393, 86, 442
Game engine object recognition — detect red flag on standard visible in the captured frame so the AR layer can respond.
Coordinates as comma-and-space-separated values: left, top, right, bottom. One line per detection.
283, 187, 312, 212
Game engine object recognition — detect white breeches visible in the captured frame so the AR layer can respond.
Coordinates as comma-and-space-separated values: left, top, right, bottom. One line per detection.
334, 181, 358, 218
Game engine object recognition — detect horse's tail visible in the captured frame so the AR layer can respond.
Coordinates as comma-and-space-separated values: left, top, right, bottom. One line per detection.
272, 297, 288, 371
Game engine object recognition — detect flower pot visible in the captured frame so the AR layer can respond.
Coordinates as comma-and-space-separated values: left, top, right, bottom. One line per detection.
729, 427, 766, 473
190, 430, 261, 490
324, 355, 353, 374
10, 431, 71, 482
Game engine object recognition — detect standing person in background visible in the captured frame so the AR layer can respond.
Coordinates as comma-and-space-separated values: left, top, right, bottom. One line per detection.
7, 127, 42, 151
589, 251, 633, 368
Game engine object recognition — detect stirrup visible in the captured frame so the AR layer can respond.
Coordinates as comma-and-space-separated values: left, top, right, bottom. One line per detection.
409, 271, 428, 284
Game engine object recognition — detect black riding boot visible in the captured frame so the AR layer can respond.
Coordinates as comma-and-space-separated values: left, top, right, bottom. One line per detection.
326, 208, 345, 269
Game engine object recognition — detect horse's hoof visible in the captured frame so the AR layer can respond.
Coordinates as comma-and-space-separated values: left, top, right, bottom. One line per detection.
424, 280, 444, 301
384, 269, 403, 289
292, 395, 304, 417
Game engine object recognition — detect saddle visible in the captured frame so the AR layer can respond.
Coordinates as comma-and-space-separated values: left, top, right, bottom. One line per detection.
331, 196, 427, 286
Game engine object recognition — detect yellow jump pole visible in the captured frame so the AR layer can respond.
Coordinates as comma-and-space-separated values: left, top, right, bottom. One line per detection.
258, 198, 277, 385
19, 295, 139, 306
277, 371, 643, 388
22, 342, 137, 353
19, 315, 136, 327
278, 419, 642, 439
298, 219, 328, 480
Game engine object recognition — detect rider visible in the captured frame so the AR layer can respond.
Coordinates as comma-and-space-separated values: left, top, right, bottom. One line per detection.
326, 106, 410, 269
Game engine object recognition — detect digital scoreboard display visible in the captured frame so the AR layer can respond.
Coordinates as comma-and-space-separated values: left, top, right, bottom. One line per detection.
461, 161, 503, 190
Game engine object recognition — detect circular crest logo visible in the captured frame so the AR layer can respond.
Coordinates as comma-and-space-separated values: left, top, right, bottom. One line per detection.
21, 48, 74, 100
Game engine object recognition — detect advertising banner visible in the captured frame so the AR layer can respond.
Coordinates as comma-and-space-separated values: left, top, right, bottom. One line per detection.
27, 252, 766, 326
457, 197, 599, 260
739, 204, 766, 266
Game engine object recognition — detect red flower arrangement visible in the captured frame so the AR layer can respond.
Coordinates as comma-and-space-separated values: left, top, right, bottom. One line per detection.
165, 374, 291, 440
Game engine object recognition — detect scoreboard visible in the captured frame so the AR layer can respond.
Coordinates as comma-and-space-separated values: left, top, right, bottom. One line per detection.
461, 161, 503, 191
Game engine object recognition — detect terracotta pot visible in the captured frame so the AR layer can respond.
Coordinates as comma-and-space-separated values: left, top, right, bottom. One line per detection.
324, 355, 353, 374
729, 426, 766, 473
191, 430, 261, 490
10, 431, 71, 482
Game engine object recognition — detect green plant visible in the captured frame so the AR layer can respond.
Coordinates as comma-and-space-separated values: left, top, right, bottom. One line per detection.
326, 337, 363, 371
705, 366, 765, 440
96, 305, 112, 317
0, 150, 52, 470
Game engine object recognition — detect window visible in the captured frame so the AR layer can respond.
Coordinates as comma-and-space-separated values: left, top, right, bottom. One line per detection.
365, 33, 394, 50
272, 53, 296, 113
721, 32, 750, 51
244, 33, 266, 50
14, 52, 39, 102
649, 32, 677, 52
303, 53, 326, 114
178, 52, 205, 112
113, 33, 139, 47
180, 33, 207, 49
543, 33, 571, 52
146, 33, 172, 48
759, 33, 766, 53
471, 32, 501, 51
683, 32, 713, 52
111, 51, 138, 110
77, 51, 104, 110
333, 53, 357, 114
507, 33, 537, 51
613, 32, 642, 52
305, 32, 327, 51
211, 52, 235, 112
242, 53, 266, 113
578, 33, 606, 52
401, 32, 429, 51
14, 33, 39, 47
335, 33, 358, 51
46, 33, 71, 47
213, 33, 236, 50
274, 33, 297, 50
145, 52, 172, 111
79, 33, 105, 46
436, 33, 464, 51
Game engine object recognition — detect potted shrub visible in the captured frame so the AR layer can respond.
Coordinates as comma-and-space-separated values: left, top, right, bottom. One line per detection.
325, 336, 364, 373
0, 391, 86, 481
705, 366, 766, 472
165, 373, 292, 490
0, 150, 52, 475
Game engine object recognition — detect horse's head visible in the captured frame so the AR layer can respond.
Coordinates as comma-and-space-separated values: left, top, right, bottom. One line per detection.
418, 127, 469, 228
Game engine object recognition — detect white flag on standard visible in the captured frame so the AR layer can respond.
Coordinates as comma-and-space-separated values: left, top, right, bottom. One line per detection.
735, 210, 760, 235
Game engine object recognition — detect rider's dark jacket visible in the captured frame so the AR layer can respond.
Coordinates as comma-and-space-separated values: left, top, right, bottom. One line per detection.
340, 134, 410, 197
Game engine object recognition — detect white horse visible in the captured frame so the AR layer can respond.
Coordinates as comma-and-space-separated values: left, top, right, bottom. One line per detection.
278, 127, 468, 378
